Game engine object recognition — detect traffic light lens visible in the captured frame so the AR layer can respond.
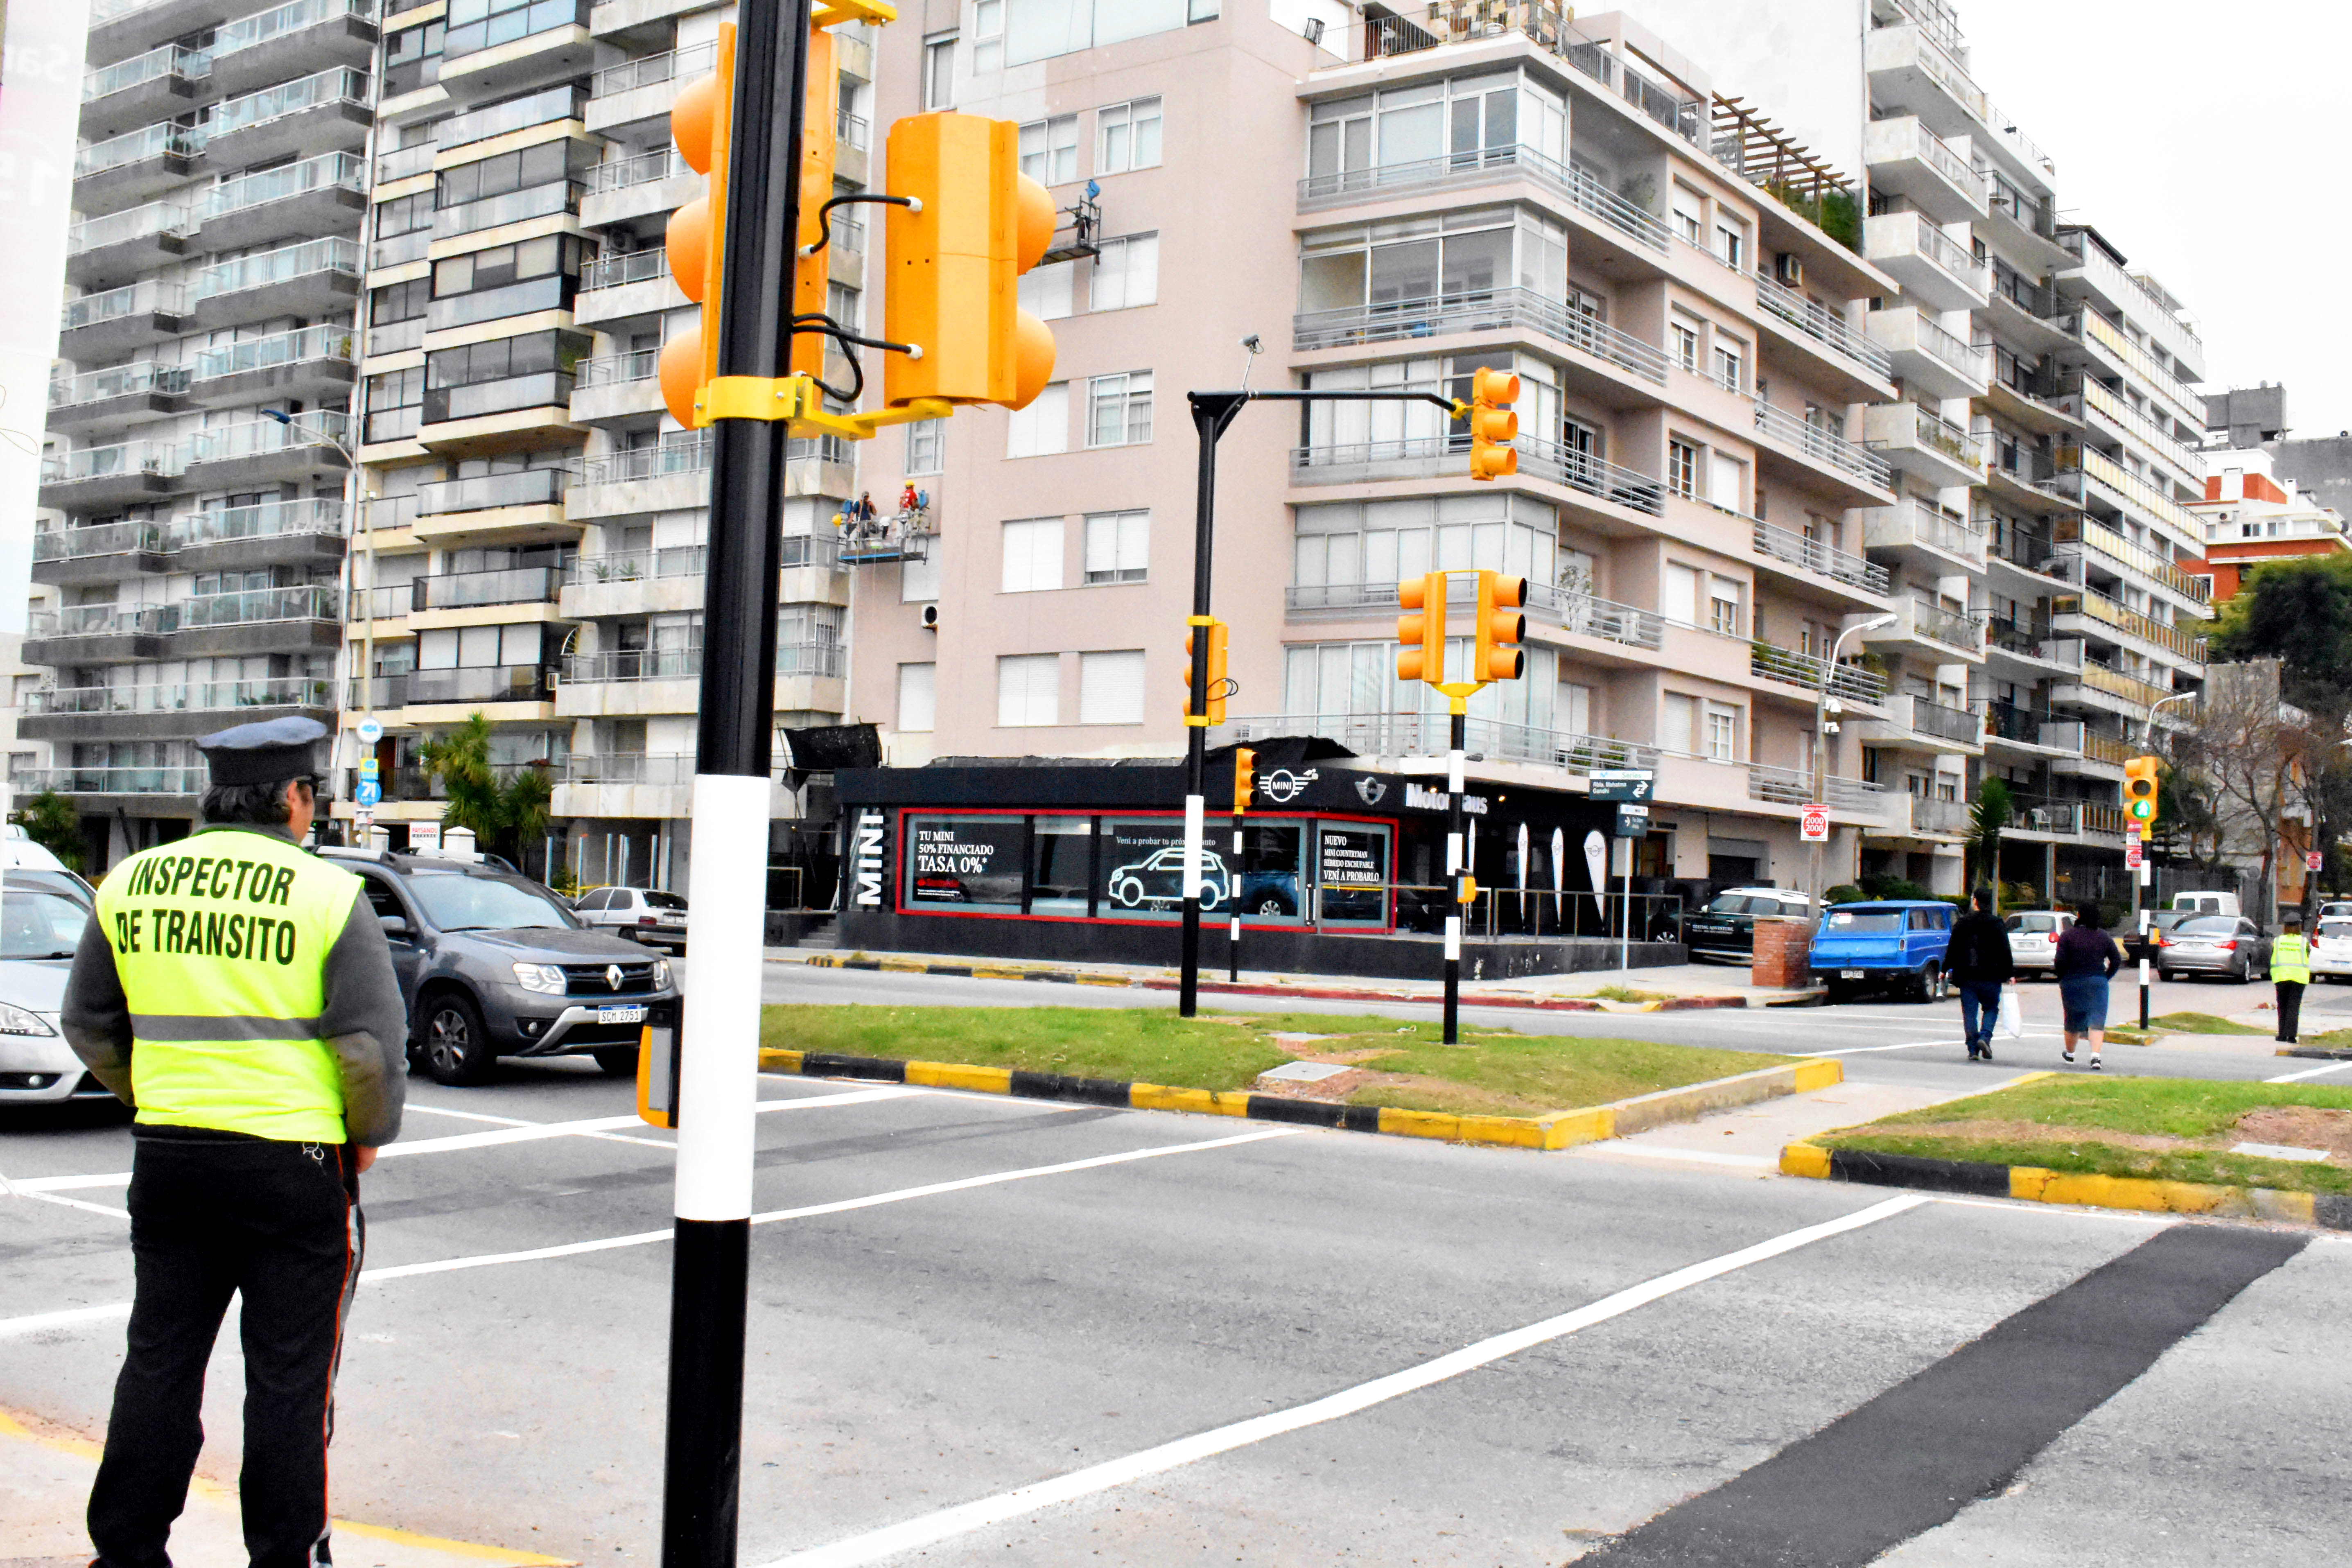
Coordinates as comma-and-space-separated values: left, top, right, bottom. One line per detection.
658, 330, 704, 428
1015, 173, 1055, 271
1471, 408, 1516, 442
1474, 368, 1521, 404
667, 197, 711, 304
1010, 309, 1056, 409
672, 74, 717, 174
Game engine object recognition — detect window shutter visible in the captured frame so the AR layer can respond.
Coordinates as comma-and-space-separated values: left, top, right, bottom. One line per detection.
1078, 650, 1145, 724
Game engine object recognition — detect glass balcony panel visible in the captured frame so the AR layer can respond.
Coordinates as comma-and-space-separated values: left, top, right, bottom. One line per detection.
414, 565, 560, 609
432, 180, 583, 239
178, 585, 340, 626
191, 235, 364, 301
75, 122, 208, 178
442, 0, 593, 61
184, 411, 352, 463
439, 84, 586, 150
50, 360, 190, 407
407, 663, 555, 703
212, 68, 370, 135
181, 496, 346, 544
422, 371, 575, 423
68, 202, 194, 255
203, 153, 368, 220
27, 676, 332, 716
86, 43, 212, 101
424, 273, 571, 332
216, 0, 373, 55
194, 323, 357, 380
417, 467, 571, 513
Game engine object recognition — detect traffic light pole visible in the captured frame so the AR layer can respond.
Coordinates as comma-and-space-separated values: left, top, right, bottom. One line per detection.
1446, 702, 1467, 1044
666, 3, 808, 1566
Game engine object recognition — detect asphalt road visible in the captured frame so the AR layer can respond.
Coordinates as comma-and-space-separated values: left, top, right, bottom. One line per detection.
4, 973, 2348, 1566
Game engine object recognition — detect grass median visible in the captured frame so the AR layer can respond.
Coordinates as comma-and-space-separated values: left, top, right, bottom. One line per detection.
758, 1004, 1792, 1118
1818, 1075, 2352, 1195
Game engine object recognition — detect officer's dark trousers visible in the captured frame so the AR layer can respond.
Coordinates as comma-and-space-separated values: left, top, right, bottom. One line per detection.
2277, 980, 2306, 1044
89, 1128, 363, 1568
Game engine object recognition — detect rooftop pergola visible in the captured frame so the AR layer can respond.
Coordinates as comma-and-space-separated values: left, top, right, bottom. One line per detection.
1710, 95, 1853, 203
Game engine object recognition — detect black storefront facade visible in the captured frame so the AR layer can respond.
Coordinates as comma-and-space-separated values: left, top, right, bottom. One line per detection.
834, 741, 1684, 980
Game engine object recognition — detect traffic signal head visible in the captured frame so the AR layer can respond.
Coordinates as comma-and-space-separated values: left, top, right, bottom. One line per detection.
1469, 366, 1519, 481
1183, 619, 1229, 727
1233, 747, 1255, 815
1395, 572, 1447, 685
2124, 754, 2160, 823
883, 113, 1057, 411
789, 23, 837, 380
1476, 570, 1527, 681
659, 26, 736, 428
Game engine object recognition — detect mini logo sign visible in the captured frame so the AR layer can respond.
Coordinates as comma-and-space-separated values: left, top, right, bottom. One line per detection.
854, 810, 886, 907
1800, 804, 1830, 842
1353, 776, 1387, 806
1261, 767, 1319, 803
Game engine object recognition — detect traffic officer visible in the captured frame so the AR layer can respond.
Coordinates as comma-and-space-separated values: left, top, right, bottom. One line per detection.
2274, 910, 2311, 1045
62, 715, 409, 1568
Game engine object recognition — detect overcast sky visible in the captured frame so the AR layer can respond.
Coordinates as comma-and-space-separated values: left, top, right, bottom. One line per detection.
1958, 2, 2352, 439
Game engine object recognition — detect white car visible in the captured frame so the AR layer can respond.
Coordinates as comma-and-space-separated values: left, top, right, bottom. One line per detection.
2003, 910, 2074, 974
572, 885, 689, 952
0, 886, 114, 1108
2311, 917, 2352, 982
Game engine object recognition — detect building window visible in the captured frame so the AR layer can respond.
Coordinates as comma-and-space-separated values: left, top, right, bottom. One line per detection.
1667, 439, 1699, 499
1670, 318, 1700, 373
1708, 576, 1744, 636
1711, 337, 1744, 393
1671, 184, 1703, 245
376, 191, 434, 240
1087, 371, 1153, 447
1096, 96, 1162, 173
1089, 233, 1158, 310
1019, 113, 1079, 185
1713, 217, 1746, 271
997, 653, 1060, 727
1078, 650, 1145, 725
1083, 510, 1148, 583
905, 417, 944, 476
364, 367, 422, 444
435, 142, 570, 210
1001, 517, 1064, 593
901, 549, 941, 602
384, 20, 443, 95
897, 662, 936, 732
1017, 259, 1074, 320
1006, 382, 1069, 457
1704, 702, 1739, 761
972, 0, 1003, 71
923, 32, 957, 109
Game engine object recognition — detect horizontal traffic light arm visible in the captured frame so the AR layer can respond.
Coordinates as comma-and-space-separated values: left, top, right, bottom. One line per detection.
1236, 389, 1469, 420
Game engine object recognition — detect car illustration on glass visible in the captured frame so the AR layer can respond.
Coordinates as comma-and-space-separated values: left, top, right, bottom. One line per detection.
1107, 847, 1227, 911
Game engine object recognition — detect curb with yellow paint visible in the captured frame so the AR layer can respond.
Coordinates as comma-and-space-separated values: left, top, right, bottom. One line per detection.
761, 1048, 1840, 1152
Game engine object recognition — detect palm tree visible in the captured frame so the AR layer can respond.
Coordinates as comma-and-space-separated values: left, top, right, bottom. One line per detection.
1967, 777, 2013, 910
417, 713, 552, 868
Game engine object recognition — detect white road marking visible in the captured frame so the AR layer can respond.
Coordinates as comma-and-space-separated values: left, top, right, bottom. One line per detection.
0, 1127, 1302, 1337
751, 1193, 1931, 1568
1575, 1143, 1777, 1169
2265, 1059, 2352, 1083
1793, 1038, 1966, 1057
1927, 1195, 2174, 1225
0, 1170, 127, 1220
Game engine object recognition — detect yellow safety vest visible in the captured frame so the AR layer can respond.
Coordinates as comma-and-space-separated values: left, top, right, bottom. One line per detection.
2273, 933, 2311, 985
94, 829, 365, 1143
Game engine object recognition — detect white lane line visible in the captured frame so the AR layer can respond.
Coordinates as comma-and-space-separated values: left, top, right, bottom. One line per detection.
0, 1127, 1301, 1335
1794, 1038, 1966, 1057
1928, 1195, 2174, 1225
2266, 1058, 2352, 1083
752, 1193, 1931, 1568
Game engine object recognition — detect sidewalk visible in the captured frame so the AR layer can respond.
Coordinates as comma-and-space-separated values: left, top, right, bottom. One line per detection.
774, 948, 1821, 1012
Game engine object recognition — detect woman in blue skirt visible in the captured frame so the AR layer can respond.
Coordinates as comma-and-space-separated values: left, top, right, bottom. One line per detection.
2052, 901, 2124, 1069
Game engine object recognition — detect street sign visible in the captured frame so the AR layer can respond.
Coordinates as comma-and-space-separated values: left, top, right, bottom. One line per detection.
357, 717, 384, 746
2309, 851, 2325, 872
2125, 838, 2143, 870
358, 755, 380, 778
354, 779, 382, 809
1589, 769, 1654, 804
1614, 804, 1650, 838
1800, 803, 1829, 842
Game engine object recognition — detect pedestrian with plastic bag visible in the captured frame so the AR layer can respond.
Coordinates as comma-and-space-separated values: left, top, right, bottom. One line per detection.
1946, 885, 2015, 1062
2054, 901, 2125, 1070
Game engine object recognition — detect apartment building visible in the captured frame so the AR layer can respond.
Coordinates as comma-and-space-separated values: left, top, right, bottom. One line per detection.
2185, 448, 2350, 603
344, 0, 874, 887
836, 0, 1919, 915
34, 0, 373, 869
1859, 0, 2210, 903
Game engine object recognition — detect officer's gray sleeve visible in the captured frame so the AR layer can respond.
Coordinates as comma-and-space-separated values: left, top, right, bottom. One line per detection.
61, 917, 136, 1106
320, 893, 409, 1146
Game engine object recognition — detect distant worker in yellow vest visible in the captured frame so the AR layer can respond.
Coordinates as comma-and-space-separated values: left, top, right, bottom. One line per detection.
63, 715, 408, 1568
2273, 910, 2311, 1045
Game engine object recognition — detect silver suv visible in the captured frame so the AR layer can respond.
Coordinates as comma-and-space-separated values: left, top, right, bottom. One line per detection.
572, 885, 689, 952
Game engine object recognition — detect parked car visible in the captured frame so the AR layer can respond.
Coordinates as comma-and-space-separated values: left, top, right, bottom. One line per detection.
1681, 888, 1815, 964
2153, 914, 2271, 983
6, 867, 95, 911
0, 886, 119, 1108
2003, 909, 2074, 976
573, 885, 689, 952
2170, 891, 2243, 918
2318, 901, 2352, 922
2311, 917, 2352, 983
1810, 899, 1954, 1002
321, 846, 680, 1086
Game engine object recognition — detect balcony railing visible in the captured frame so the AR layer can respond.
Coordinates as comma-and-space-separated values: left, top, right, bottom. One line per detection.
1295, 143, 1672, 253
50, 361, 190, 409
1752, 518, 1891, 594
1888, 597, 1981, 653
1878, 209, 1987, 292
376, 142, 436, 183
16, 766, 206, 795
576, 347, 660, 388
2065, 312, 2201, 424
191, 235, 364, 301
1285, 579, 1666, 654
2056, 515, 2210, 604
1221, 709, 1658, 773
68, 201, 194, 255
1870, 400, 1984, 470
216, 0, 374, 56
563, 752, 695, 787
1286, 434, 1667, 517
1887, 694, 1981, 745
2059, 230, 2203, 350
63, 280, 190, 332
25, 677, 332, 717
433, 179, 584, 239
1983, 617, 2074, 666
185, 411, 351, 464
85, 43, 212, 102
183, 495, 346, 544
417, 467, 572, 514
2052, 588, 2207, 662
368, 315, 427, 356
1292, 287, 1667, 383
836, 108, 869, 150
1754, 276, 1892, 380
2073, 379, 2203, 488
580, 432, 710, 486
579, 248, 669, 291
193, 323, 357, 382
349, 584, 410, 619
29, 603, 178, 637
2059, 445, 2203, 542
212, 68, 370, 136
423, 371, 576, 424
413, 565, 562, 610
1750, 644, 1889, 705
407, 664, 557, 704
41, 440, 184, 484
1748, 760, 1884, 811
179, 585, 340, 627
589, 40, 714, 99
424, 273, 572, 332
76, 122, 208, 178
564, 648, 702, 682
567, 544, 707, 583
32, 521, 170, 561
442, 0, 594, 61
1860, 499, 1984, 565
585, 148, 686, 196
441, 84, 585, 149
779, 534, 839, 571
2063, 660, 2175, 711
1752, 399, 1893, 488
202, 151, 367, 220
1981, 699, 2057, 747
776, 640, 844, 678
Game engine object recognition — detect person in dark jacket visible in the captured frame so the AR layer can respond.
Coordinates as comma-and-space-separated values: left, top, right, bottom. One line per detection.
2053, 901, 2125, 1070
1947, 886, 2015, 1061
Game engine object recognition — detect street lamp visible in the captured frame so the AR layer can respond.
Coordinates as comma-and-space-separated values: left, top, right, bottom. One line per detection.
261, 407, 375, 819
1809, 610, 1898, 929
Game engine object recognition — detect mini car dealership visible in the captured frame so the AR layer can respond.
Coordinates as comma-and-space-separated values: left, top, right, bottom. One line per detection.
834, 743, 1684, 978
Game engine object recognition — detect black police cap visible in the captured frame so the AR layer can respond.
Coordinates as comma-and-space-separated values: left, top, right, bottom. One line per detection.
197, 715, 330, 787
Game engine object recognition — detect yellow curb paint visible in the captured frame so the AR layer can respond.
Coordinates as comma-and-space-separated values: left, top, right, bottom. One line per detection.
1075, 973, 1131, 987
1128, 1083, 1249, 1116
2254, 1189, 2318, 1224
1790, 1060, 1845, 1093
1376, 1107, 1462, 1141
907, 1061, 1012, 1094
876, 957, 928, 973
970, 967, 1028, 981
1780, 1142, 1831, 1179
1538, 1108, 1615, 1150
759, 1049, 805, 1073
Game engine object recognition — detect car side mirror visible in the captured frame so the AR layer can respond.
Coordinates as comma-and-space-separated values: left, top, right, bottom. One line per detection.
380, 914, 412, 939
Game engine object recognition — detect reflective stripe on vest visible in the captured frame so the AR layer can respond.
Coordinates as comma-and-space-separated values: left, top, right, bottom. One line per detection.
95, 829, 364, 1143
2273, 934, 2311, 985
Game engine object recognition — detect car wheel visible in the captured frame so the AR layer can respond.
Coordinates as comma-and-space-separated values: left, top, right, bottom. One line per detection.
1254, 897, 1286, 916
1923, 962, 1947, 1002
593, 1046, 639, 1077
1823, 981, 1853, 1005
1112, 878, 1142, 908
2233, 957, 2250, 984
420, 993, 496, 1087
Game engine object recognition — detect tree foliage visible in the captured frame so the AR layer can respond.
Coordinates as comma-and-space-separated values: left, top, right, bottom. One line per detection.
2210, 554, 2352, 709
1966, 777, 2011, 906
416, 713, 552, 864
9, 791, 84, 871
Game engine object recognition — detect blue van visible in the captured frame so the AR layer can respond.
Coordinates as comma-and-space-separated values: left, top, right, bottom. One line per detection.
1809, 899, 1954, 1002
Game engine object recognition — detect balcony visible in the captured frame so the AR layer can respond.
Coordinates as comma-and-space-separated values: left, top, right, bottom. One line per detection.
197, 151, 368, 252
81, 44, 212, 139
2070, 379, 2203, 492
586, 39, 712, 136
1750, 517, 1893, 597
377, 142, 437, 185
1866, 22, 1995, 148
1293, 287, 1667, 387
572, 346, 661, 422
563, 647, 700, 682
2058, 230, 2203, 377
2062, 312, 2202, 429
560, 543, 706, 617
1977, 167, 2060, 269
1861, 115, 1985, 224
2056, 515, 2210, 607
183, 412, 352, 492
30, 520, 173, 586
1747, 761, 1887, 814
1750, 644, 1890, 707
15, 766, 205, 798
1864, 305, 1988, 399
60, 279, 192, 358
2051, 588, 2206, 665
420, 372, 579, 451
19, 676, 334, 743
190, 235, 366, 331
2055, 660, 2176, 715
581, 148, 696, 228
65, 202, 195, 289
440, 82, 587, 152
418, 467, 573, 517
210, 0, 378, 95
2006, 793, 2128, 843
2056, 444, 2203, 545
413, 467, 574, 544
1286, 435, 1667, 520
1862, 400, 1984, 489
189, 323, 357, 407
38, 440, 185, 512
1859, 498, 1986, 571
1751, 398, 1893, 495
1862, 210, 1988, 312
1286, 579, 1667, 658
425, 273, 576, 333
407, 663, 559, 706
372, 225, 432, 271
1866, 596, 1984, 662
174, 585, 342, 658
1982, 617, 2078, 671
563, 751, 693, 786
46, 361, 190, 435
574, 249, 682, 327
207, 68, 372, 167
178, 496, 348, 574
1295, 144, 1671, 259
25, 603, 176, 665
438, 0, 597, 107
413, 565, 563, 612
73, 122, 207, 211
433, 179, 586, 241
570, 433, 709, 519
1751, 276, 1894, 397
1882, 792, 1970, 838
1867, 693, 1982, 753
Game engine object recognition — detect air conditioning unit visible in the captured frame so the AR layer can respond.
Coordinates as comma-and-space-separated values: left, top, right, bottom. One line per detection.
1774, 253, 1803, 287
920, 603, 939, 630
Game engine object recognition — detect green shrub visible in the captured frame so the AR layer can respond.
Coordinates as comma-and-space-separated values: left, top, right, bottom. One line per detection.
1823, 884, 1866, 905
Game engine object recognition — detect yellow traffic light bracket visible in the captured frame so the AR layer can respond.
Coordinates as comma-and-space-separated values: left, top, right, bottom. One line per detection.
697, 372, 952, 438
813, 0, 894, 27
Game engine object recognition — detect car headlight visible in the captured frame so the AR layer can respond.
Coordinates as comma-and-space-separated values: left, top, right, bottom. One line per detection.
0, 1003, 56, 1036
511, 962, 567, 995
652, 959, 672, 990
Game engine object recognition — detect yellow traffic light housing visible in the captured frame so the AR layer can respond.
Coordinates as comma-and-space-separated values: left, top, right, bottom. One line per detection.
790, 23, 838, 381
1183, 618, 1229, 727
2124, 754, 2160, 825
1468, 366, 1519, 481
1233, 747, 1255, 815
883, 113, 1057, 411
1476, 571, 1527, 682
658, 24, 735, 430
1394, 572, 1447, 685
